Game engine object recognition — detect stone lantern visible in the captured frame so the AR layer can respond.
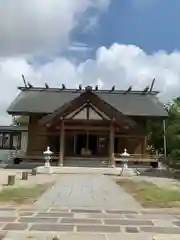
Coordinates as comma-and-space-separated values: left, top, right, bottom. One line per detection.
42, 146, 53, 174
120, 149, 136, 176
44, 146, 52, 167
120, 148, 130, 169
36, 146, 54, 174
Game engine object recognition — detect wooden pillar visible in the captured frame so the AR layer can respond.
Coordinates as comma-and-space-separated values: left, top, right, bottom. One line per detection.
86, 131, 89, 151
163, 119, 167, 160
142, 136, 148, 154
59, 120, 64, 166
109, 122, 115, 166
73, 135, 76, 155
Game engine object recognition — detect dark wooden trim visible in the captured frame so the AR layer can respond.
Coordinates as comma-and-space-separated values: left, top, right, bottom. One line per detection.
17, 86, 160, 94
87, 102, 90, 120
115, 134, 146, 138
34, 131, 146, 137
89, 103, 108, 120
67, 104, 86, 119
64, 119, 110, 124
66, 102, 109, 121
39, 91, 137, 130
8, 111, 168, 118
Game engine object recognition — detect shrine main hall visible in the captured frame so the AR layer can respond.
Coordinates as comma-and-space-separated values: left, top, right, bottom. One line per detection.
7, 84, 168, 166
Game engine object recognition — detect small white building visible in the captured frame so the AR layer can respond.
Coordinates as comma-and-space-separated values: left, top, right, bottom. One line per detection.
0, 125, 28, 163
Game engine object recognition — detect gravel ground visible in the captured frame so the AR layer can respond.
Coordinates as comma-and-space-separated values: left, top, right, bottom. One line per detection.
0, 169, 60, 189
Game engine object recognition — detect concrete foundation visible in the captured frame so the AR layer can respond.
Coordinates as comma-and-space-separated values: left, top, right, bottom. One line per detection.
36, 166, 53, 174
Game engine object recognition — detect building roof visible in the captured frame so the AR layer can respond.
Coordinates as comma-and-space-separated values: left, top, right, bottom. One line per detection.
7, 87, 168, 117
0, 125, 28, 132
41, 89, 137, 129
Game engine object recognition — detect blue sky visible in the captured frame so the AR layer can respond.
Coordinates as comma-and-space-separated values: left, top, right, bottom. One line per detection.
1, 0, 180, 124
73, 0, 180, 54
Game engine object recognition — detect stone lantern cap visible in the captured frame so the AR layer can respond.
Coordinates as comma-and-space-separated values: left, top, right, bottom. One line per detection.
121, 148, 130, 157
43, 146, 53, 156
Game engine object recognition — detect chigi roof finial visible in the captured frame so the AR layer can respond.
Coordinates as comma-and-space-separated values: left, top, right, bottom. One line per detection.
85, 86, 92, 92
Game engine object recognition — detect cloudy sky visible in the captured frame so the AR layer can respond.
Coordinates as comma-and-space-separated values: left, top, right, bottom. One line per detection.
1, 0, 180, 124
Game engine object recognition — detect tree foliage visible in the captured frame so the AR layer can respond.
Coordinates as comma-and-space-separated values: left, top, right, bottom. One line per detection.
148, 97, 180, 159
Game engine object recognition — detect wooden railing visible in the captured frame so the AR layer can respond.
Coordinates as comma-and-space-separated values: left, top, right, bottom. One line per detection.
14, 149, 164, 164
15, 150, 60, 161
113, 153, 164, 163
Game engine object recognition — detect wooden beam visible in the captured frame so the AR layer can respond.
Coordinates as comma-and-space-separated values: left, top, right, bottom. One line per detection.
163, 119, 167, 160
109, 122, 115, 167
115, 134, 146, 138
66, 104, 86, 119
34, 131, 146, 137
59, 120, 64, 166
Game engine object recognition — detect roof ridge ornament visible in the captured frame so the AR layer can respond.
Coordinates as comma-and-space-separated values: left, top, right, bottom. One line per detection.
109, 85, 115, 92
85, 86, 93, 92
149, 78, 155, 92
142, 86, 149, 94
27, 82, 33, 88
62, 84, 66, 90
45, 83, 49, 89
79, 84, 82, 90
21, 74, 27, 88
124, 86, 132, 94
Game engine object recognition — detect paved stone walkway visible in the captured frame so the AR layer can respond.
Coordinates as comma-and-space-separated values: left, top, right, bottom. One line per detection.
0, 207, 180, 239
1, 173, 180, 238
34, 174, 141, 210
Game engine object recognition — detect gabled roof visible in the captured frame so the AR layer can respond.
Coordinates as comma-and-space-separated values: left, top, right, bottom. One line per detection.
40, 89, 136, 128
65, 103, 110, 120
7, 86, 168, 117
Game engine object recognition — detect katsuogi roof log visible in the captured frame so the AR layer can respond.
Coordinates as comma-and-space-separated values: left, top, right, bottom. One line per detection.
7, 86, 168, 117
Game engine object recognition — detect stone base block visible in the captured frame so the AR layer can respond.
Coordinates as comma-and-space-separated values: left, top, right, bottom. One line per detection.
36, 166, 53, 174
120, 167, 137, 177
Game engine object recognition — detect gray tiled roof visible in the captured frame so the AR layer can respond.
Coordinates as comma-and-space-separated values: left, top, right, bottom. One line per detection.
7, 89, 168, 117
0, 125, 28, 132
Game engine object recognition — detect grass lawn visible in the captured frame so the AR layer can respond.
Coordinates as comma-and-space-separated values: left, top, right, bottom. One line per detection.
117, 179, 180, 208
0, 183, 53, 204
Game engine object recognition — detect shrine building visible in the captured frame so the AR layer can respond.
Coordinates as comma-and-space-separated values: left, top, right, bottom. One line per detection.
7, 84, 168, 166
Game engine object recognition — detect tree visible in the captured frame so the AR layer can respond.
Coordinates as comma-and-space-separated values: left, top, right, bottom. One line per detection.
12, 116, 29, 126
148, 97, 180, 159
147, 119, 164, 154
165, 98, 180, 158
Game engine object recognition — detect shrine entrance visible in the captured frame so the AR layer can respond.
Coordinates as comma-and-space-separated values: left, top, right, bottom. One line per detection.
75, 134, 103, 156
63, 130, 109, 158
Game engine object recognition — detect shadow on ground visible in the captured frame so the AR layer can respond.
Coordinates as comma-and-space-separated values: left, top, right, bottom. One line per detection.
4, 162, 47, 170
138, 168, 180, 180
3, 162, 180, 182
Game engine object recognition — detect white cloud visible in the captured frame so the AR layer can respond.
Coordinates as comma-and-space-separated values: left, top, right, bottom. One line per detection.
0, 0, 110, 56
67, 42, 92, 52
1, 43, 180, 124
